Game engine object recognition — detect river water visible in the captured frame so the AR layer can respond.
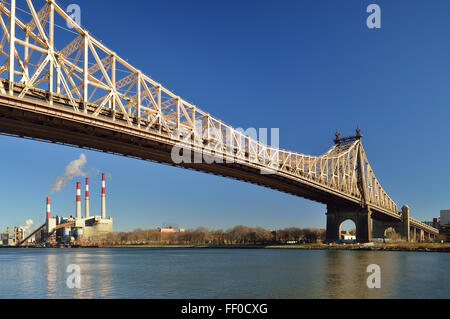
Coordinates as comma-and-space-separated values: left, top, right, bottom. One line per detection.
0, 248, 448, 299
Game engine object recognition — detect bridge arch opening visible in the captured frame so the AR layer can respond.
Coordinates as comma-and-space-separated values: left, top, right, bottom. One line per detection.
339, 219, 356, 242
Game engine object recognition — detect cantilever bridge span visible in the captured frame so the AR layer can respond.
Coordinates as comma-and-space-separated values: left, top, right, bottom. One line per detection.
0, 0, 438, 242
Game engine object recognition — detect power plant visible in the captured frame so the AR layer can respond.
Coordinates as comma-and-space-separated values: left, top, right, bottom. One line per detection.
1, 173, 113, 247
1, 227, 25, 246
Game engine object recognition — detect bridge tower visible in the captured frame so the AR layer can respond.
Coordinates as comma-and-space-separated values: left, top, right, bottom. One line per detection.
325, 128, 373, 243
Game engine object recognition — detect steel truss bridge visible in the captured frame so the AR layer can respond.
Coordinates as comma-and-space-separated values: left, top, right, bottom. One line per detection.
0, 0, 439, 242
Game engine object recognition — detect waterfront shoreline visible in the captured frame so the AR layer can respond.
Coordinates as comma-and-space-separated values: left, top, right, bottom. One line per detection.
96, 243, 450, 252
5, 243, 450, 252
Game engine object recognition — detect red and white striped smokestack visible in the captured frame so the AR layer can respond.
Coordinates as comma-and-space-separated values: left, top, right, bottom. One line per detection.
46, 197, 51, 220
101, 173, 106, 219
76, 182, 81, 220
85, 178, 90, 218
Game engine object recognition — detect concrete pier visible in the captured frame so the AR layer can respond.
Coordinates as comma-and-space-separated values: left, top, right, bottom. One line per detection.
372, 205, 410, 241
326, 204, 372, 243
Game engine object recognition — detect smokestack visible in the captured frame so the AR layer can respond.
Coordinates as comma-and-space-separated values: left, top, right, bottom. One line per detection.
85, 178, 90, 218
46, 197, 51, 220
101, 173, 106, 219
76, 182, 81, 220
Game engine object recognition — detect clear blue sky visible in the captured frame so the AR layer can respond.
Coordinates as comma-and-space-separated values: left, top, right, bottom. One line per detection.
1, 0, 450, 232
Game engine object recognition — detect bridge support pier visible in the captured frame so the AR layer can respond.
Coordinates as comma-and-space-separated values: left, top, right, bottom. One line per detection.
419, 229, 425, 242
401, 205, 411, 242
372, 205, 410, 242
326, 204, 372, 243
410, 227, 417, 242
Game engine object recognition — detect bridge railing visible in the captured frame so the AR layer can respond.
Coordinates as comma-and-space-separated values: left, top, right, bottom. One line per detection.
409, 218, 439, 234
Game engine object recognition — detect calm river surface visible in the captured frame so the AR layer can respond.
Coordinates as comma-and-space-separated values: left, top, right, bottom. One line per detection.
0, 248, 448, 299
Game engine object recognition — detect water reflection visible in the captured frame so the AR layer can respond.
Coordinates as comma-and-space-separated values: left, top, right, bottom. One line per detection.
1, 249, 448, 299
72, 251, 91, 299
45, 252, 58, 298
63, 250, 113, 298
323, 251, 407, 298
92, 251, 113, 298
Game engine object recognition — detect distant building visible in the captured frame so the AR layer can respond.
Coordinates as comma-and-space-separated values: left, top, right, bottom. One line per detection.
158, 226, 185, 234
159, 227, 176, 234
433, 218, 440, 229
341, 231, 356, 241
441, 210, 450, 226
341, 234, 356, 241
440, 211, 450, 242
1, 227, 25, 246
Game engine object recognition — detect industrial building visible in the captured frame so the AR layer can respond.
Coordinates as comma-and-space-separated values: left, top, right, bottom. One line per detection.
45, 173, 113, 245
5, 173, 113, 247
1, 227, 25, 246
440, 210, 450, 242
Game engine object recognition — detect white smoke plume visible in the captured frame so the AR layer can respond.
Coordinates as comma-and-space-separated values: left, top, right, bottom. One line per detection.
21, 219, 35, 234
50, 154, 87, 194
